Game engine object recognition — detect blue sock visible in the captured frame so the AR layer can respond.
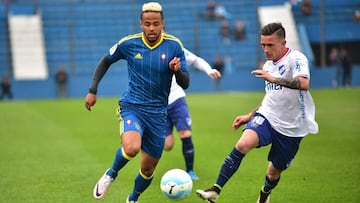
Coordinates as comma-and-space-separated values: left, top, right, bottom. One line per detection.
263, 175, 280, 193
215, 147, 245, 189
181, 137, 194, 172
128, 171, 153, 201
106, 147, 132, 179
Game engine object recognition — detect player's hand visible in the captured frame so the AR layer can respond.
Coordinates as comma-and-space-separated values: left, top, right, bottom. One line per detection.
251, 69, 274, 83
208, 69, 222, 79
232, 114, 251, 130
169, 57, 181, 72
85, 93, 97, 111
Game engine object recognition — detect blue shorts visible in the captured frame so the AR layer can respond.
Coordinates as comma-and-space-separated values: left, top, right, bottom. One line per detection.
244, 113, 303, 170
166, 97, 192, 136
119, 104, 166, 159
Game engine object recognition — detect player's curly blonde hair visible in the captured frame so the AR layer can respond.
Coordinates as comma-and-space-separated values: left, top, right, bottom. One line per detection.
141, 2, 164, 20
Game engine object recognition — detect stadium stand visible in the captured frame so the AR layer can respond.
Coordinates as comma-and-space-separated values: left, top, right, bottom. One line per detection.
0, 2, 10, 77
0, 0, 358, 99
39, 0, 262, 74
291, 0, 360, 42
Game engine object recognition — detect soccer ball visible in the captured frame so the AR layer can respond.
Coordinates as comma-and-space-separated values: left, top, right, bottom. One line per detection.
160, 168, 193, 200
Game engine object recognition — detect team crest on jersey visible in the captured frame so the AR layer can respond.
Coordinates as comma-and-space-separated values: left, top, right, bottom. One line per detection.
278, 64, 286, 75
126, 119, 141, 131
109, 43, 118, 55
161, 53, 166, 63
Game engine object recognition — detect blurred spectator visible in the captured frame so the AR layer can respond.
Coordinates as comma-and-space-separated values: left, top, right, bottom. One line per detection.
203, 0, 216, 20
213, 54, 224, 91
289, 0, 302, 5
0, 75, 13, 101
220, 19, 231, 44
300, 0, 312, 16
55, 65, 68, 98
329, 47, 341, 87
353, 10, 360, 22
214, 3, 231, 20
233, 19, 246, 41
224, 55, 234, 74
339, 48, 352, 87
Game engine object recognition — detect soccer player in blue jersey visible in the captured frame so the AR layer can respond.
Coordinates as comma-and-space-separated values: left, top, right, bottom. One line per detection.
84, 2, 189, 203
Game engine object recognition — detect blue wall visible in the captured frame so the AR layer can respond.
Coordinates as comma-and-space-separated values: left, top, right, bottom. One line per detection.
306, 23, 360, 43
5, 66, 360, 101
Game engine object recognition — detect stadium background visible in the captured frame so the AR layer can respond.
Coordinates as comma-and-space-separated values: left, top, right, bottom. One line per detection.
0, 0, 359, 100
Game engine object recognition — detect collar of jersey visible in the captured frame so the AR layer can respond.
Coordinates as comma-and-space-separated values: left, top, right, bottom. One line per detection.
142, 32, 164, 49
273, 48, 291, 64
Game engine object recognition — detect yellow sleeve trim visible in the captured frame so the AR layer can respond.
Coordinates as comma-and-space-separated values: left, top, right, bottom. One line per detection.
118, 33, 142, 45
163, 33, 185, 50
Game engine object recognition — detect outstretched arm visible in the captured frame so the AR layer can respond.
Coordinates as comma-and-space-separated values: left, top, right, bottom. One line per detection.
251, 69, 310, 90
185, 48, 221, 79
88, 55, 112, 94
85, 55, 112, 111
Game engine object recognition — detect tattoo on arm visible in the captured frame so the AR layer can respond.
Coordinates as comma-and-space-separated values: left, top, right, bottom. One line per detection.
273, 77, 301, 89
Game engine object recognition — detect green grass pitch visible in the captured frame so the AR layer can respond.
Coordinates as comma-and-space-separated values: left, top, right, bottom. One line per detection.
0, 88, 359, 202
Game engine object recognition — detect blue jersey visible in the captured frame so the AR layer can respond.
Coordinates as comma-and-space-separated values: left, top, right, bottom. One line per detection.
107, 32, 187, 114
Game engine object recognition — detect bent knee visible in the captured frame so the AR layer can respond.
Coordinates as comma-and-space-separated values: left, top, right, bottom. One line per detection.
141, 168, 154, 178
140, 163, 157, 177
164, 144, 174, 151
235, 130, 259, 154
267, 173, 280, 181
235, 141, 254, 154
266, 162, 282, 180
178, 130, 191, 138
123, 145, 140, 157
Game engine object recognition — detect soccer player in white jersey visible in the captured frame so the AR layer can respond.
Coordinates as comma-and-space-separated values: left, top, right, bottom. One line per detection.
165, 48, 221, 180
196, 22, 318, 203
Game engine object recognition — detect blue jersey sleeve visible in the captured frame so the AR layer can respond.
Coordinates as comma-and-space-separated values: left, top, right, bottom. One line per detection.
106, 40, 127, 64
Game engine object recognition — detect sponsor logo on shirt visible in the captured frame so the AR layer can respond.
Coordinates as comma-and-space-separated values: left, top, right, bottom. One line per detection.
265, 81, 283, 91
135, 53, 142, 59
299, 91, 305, 118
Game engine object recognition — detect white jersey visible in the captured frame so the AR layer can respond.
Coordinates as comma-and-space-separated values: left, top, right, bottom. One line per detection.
168, 48, 215, 104
257, 49, 318, 137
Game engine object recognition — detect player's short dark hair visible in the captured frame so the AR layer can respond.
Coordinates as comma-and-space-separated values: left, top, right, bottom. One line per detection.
261, 22, 285, 39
